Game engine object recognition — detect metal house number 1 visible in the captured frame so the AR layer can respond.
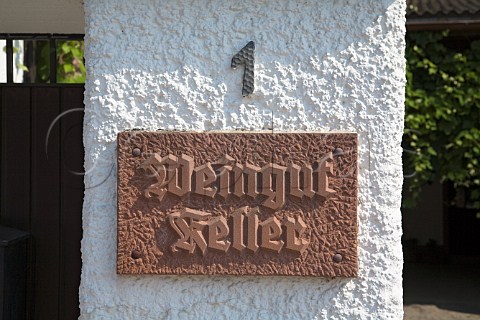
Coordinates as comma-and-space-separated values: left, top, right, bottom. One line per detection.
231, 41, 255, 97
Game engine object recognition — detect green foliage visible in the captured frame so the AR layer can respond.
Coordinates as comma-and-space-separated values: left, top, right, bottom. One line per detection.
56, 40, 85, 83
37, 42, 50, 82
404, 31, 480, 209
2, 40, 85, 83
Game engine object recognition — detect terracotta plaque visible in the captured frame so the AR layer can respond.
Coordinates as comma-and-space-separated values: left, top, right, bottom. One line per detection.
117, 132, 358, 277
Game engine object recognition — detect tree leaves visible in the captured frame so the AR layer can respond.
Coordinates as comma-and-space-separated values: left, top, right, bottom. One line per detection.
56, 40, 85, 83
404, 31, 480, 210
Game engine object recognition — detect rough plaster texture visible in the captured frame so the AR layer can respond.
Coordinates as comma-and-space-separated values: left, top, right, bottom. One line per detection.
81, 0, 406, 319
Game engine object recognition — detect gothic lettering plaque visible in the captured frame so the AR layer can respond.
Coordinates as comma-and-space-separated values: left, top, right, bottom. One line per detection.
117, 132, 358, 277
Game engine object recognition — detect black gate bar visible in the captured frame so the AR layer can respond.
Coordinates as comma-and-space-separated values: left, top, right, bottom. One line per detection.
5, 39, 13, 83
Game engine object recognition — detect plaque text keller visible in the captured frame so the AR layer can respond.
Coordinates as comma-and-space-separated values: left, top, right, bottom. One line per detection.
117, 132, 358, 277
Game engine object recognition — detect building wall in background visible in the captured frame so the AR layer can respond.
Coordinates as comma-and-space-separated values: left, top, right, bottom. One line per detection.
81, 0, 406, 319
0, 0, 84, 34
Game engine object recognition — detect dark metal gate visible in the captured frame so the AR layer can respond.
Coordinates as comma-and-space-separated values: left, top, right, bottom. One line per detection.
0, 85, 84, 319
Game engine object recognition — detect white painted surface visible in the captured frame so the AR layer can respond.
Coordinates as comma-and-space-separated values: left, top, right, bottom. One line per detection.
12, 40, 25, 83
0, 0, 84, 34
81, 0, 406, 319
0, 40, 25, 83
0, 40, 6, 83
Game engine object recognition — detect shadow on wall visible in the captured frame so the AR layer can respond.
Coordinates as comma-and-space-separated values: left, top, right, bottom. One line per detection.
402, 181, 480, 316
404, 262, 480, 315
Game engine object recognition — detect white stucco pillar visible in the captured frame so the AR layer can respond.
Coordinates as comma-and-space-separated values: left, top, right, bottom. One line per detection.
81, 1, 406, 319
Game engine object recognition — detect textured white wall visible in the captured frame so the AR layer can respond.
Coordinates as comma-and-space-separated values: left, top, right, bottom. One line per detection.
81, 0, 406, 319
